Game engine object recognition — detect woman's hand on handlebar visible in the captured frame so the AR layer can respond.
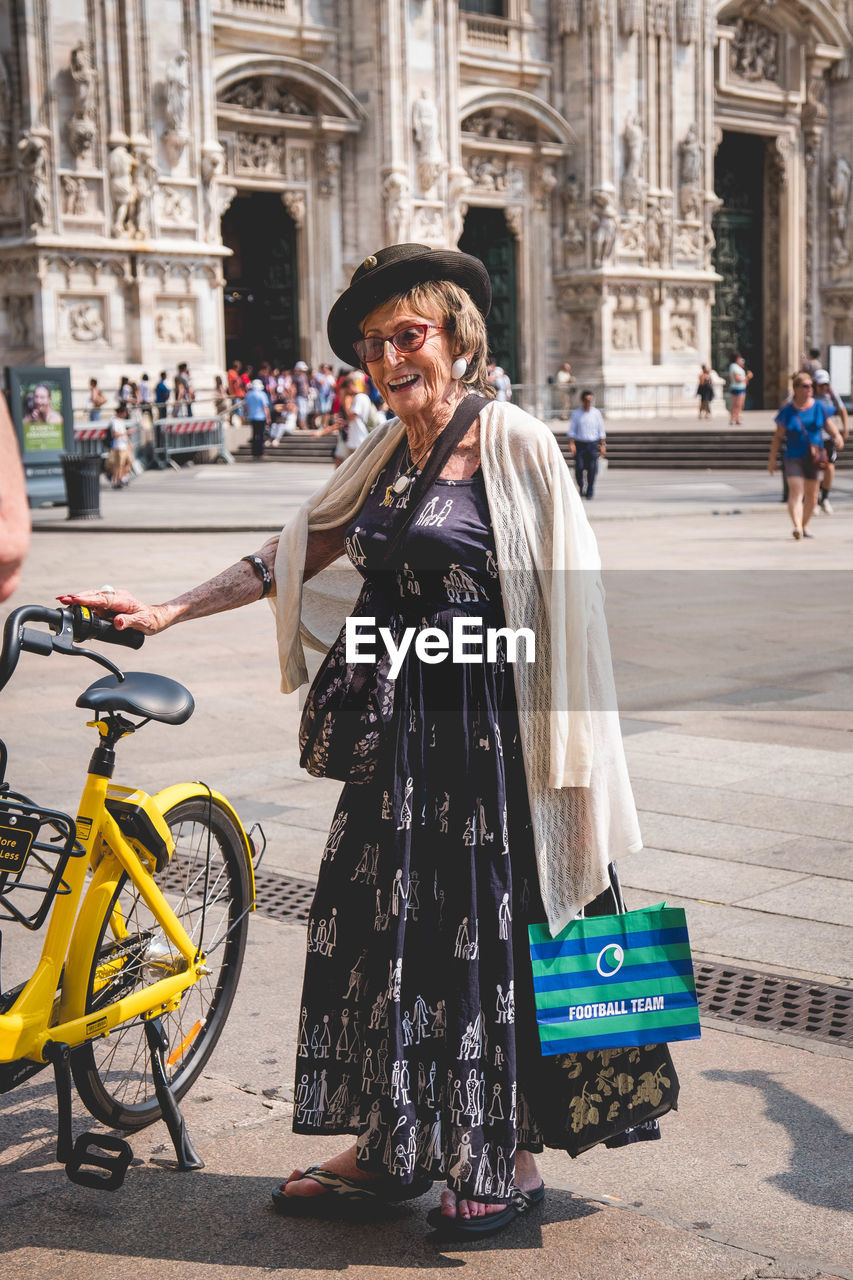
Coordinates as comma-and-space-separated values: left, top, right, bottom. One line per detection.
56, 589, 170, 636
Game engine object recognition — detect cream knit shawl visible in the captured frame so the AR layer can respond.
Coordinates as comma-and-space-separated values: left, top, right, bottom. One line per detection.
267, 400, 642, 935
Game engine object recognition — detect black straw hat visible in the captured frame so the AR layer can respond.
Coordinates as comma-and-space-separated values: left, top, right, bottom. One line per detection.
327, 243, 492, 363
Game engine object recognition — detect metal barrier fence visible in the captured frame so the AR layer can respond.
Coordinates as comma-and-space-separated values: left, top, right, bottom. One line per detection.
72, 422, 144, 475
153, 417, 233, 469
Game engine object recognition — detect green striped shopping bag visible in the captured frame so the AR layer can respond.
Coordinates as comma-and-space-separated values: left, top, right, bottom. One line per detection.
528, 903, 701, 1055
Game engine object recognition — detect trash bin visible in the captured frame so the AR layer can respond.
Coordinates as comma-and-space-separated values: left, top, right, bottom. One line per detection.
61, 453, 102, 520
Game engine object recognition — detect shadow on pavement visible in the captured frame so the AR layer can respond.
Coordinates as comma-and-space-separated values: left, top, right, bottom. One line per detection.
703, 1068, 852, 1211
0, 1162, 601, 1268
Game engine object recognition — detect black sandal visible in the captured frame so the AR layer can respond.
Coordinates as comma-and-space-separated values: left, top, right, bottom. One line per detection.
427, 1182, 545, 1238
271, 1165, 433, 1217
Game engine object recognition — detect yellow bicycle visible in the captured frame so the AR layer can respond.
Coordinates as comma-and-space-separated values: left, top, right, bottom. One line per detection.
0, 603, 263, 1188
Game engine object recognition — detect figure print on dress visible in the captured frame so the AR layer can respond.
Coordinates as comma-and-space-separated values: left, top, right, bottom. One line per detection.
345, 528, 368, 567
444, 563, 485, 604
381, 790, 392, 821
459, 1009, 484, 1060
454, 916, 470, 958
498, 891, 512, 940
488, 1081, 505, 1122
351, 842, 380, 884
369, 987, 390, 1030
436, 791, 450, 832
297, 1006, 310, 1057
415, 495, 454, 527
477, 798, 494, 843
323, 811, 347, 861
374, 888, 390, 932
448, 1130, 475, 1187
397, 777, 413, 830
474, 1142, 495, 1197
398, 564, 421, 595
391, 868, 409, 917
465, 1069, 485, 1125
343, 950, 368, 1001
430, 999, 446, 1038
335, 1008, 353, 1060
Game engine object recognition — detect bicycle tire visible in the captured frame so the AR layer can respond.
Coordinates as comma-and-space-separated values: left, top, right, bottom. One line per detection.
72, 796, 250, 1130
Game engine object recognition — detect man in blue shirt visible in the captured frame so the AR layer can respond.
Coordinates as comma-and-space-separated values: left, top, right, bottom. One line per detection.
154, 371, 170, 420
243, 378, 271, 459
568, 390, 606, 499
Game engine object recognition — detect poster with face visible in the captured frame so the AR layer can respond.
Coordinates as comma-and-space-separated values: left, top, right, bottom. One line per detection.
7, 366, 73, 459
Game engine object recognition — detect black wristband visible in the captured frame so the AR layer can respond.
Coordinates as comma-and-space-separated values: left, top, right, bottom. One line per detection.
241, 554, 273, 598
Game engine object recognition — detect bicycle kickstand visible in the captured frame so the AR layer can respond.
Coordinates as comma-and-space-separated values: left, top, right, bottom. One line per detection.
44, 1041, 133, 1190
143, 1017, 205, 1171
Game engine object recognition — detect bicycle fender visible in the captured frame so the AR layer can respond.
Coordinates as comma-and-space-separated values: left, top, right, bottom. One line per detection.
150, 784, 257, 908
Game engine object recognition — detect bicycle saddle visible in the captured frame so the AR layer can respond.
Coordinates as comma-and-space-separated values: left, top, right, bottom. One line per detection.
76, 672, 195, 725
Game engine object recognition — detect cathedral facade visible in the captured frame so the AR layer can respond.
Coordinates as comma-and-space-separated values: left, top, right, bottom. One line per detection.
1, 0, 851, 411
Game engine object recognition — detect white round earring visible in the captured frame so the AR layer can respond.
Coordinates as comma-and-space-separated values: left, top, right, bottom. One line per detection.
451, 356, 468, 380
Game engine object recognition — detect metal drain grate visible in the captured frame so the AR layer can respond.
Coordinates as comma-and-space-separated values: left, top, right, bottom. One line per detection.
246, 872, 853, 1047
695, 961, 853, 1044
252, 868, 316, 924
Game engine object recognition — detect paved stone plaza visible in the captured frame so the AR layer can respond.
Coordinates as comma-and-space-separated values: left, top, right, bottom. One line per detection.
1, 461, 851, 1280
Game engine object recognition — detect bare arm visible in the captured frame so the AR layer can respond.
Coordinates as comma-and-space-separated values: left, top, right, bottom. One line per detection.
768, 423, 785, 473
0, 393, 31, 602
58, 525, 348, 633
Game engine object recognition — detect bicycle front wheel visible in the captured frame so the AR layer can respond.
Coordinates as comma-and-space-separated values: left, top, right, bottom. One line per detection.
72, 797, 250, 1130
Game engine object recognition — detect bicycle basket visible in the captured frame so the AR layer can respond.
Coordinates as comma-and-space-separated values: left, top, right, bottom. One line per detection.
0, 791, 84, 931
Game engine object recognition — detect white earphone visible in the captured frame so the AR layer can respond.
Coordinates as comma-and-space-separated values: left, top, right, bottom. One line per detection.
451, 356, 468, 380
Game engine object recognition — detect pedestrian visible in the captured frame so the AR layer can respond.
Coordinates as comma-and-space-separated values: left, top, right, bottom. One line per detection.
213, 375, 229, 416
117, 374, 134, 407
105, 403, 134, 488
555, 361, 575, 416
227, 360, 245, 403
312, 363, 335, 430
727, 351, 752, 425
488, 362, 512, 402
174, 362, 194, 417
61, 242, 642, 1240
316, 371, 371, 467
293, 361, 311, 429
243, 377, 271, 459
696, 364, 714, 419
768, 371, 843, 540
813, 368, 849, 514
801, 347, 822, 378
568, 389, 606, 499
154, 370, 170, 420
86, 377, 106, 422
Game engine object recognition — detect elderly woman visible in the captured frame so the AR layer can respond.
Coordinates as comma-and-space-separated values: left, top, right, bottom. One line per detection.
769, 371, 843, 540
59, 244, 642, 1238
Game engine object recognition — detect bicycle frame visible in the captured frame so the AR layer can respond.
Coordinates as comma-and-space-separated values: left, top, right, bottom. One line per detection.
0, 766, 254, 1067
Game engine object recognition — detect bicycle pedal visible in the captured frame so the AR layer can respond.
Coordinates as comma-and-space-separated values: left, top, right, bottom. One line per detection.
65, 1132, 133, 1191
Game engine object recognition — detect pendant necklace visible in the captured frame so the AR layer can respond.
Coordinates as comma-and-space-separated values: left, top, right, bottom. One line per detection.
381, 438, 433, 507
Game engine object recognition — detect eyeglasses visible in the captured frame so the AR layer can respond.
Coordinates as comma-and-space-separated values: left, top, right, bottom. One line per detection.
353, 323, 447, 364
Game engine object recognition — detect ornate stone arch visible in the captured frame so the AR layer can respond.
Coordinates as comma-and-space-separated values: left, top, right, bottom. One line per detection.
715, 0, 850, 50
460, 89, 577, 149
215, 55, 367, 125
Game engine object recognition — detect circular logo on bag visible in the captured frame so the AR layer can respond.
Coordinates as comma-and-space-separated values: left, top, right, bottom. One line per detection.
596, 943, 625, 977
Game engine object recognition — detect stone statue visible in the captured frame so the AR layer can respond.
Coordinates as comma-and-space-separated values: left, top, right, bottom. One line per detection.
163, 50, 190, 166
590, 187, 617, 267
60, 173, 89, 217
166, 50, 190, 133
623, 111, 645, 182
732, 20, 778, 82
17, 131, 50, 230
0, 56, 11, 166
621, 111, 646, 213
67, 43, 97, 157
412, 91, 444, 194
109, 144, 136, 237
200, 144, 224, 238
828, 153, 852, 266
132, 143, 157, 238
383, 171, 409, 244
678, 123, 704, 219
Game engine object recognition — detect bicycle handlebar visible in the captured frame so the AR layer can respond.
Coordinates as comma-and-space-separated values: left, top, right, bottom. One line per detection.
0, 604, 145, 692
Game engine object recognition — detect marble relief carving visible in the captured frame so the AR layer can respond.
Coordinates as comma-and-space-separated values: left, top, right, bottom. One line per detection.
155, 297, 197, 345
669, 313, 698, 351
289, 148, 309, 182
67, 44, 97, 159
159, 184, 194, 226
676, 0, 700, 45
559, 0, 581, 34
412, 204, 444, 244
620, 219, 645, 255
282, 190, 306, 225
220, 78, 312, 116
60, 174, 91, 218
59, 295, 106, 343
462, 113, 531, 142
18, 131, 50, 229
612, 312, 640, 351
534, 164, 557, 211
466, 153, 510, 191
647, 0, 670, 37
504, 206, 523, 239
236, 133, 284, 173
731, 20, 779, 83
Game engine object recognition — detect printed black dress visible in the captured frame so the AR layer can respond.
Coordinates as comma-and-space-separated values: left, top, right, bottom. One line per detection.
294, 439, 567, 1201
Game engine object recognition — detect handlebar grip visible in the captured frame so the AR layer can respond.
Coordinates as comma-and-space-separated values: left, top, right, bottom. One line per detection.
72, 606, 145, 649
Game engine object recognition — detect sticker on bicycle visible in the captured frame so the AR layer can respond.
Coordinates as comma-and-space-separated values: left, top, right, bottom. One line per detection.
0, 815, 39, 874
